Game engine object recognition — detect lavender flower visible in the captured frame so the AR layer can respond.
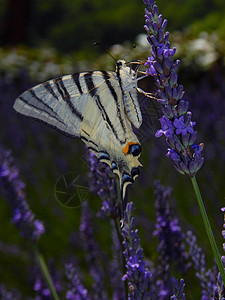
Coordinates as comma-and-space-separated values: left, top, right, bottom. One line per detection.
33, 260, 62, 300
186, 230, 217, 299
213, 208, 225, 299
87, 150, 121, 219
65, 263, 90, 300
143, 0, 204, 176
0, 284, 21, 300
80, 201, 107, 300
153, 181, 188, 273
152, 181, 188, 298
121, 202, 152, 299
0, 146, 45, 241
170, 279, 186, 300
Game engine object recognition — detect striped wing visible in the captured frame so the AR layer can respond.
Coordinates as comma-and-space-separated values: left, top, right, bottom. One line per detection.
14, 70, 142, 198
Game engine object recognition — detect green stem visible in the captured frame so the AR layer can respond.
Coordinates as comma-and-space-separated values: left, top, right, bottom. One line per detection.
115, 178, 128, 299
191, 176, 225, 284
114, 218, 128, 299
33, 245, 60, 300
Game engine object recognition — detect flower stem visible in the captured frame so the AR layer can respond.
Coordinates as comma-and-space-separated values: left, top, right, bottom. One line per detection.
191, 176, 225, 284
114, 179, 128, 299
114, 218, 128, 299
33, 245, 60, 300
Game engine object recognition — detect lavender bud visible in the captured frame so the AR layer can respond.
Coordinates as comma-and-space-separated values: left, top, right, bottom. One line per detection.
144, 25, 150, 35
157, 98, 168, 105
188, 131, 197, 145
166, 149, 180, 162
157, 90, 169, 100
174, 163, 185, 175
147, 35, 152, 45
171, 59, 181, 72
157, 14, 163, 27
158, 29, 164, 43
152, 4, 158, 17
179, 162, 189, 174
181, 132, 190, 148
175, 142, 182, 152
177, 84, 184, 98
162, 19, 167, 30
188, 160, 197, 174
165, 85, 173, 99
154, 61, 164, 74
169, 71, 178, 87
166, 136, 176, 148
172, 87, 178, 100
152, 22, 159, 34
184, 111, 192, 126
177, 100, 189, 115
164, 31, 170, 42
162, 105, 174, 118
163, 57, 173, 70
150, 34, 158, 46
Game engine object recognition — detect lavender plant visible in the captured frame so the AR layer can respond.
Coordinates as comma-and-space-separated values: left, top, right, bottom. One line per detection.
87, 150, 121, 219
212, 208, 225, 299
0, 145, 60, 300
143, 0, 203, 176
79, 201, 107, 300
186, 230, 217, 299
0, 284, 21, 300
153, 181, 188, 297
65, 263, 90, 300
0, 146, 45, 241
121, 202, 152, 299
143, 0, 225, 285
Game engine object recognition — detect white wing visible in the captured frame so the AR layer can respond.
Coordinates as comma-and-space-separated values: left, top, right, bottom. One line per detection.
14, 69, 143, 199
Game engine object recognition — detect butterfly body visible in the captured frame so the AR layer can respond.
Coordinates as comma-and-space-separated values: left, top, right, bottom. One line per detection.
14, 60, 156, 198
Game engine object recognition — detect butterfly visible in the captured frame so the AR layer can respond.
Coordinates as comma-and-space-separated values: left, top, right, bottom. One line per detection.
13, 60, 160, 199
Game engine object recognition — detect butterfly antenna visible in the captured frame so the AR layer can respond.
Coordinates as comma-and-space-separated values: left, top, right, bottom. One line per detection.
122, 44, 136, 60
93, 42, 116, 62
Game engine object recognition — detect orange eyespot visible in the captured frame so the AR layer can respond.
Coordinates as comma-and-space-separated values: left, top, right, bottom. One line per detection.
123, 142, 140, 155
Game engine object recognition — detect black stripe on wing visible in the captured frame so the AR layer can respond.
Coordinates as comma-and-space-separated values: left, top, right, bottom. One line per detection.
72, 73, 83, 94
84, 72, 125, 145
43, 82, 60, 100
19, 94, 65, 127
15, 97, 78, 139
128, 92, 142, 124
29, 89, 60, 120
101, 71, 127, 135
54, 77, 84, 121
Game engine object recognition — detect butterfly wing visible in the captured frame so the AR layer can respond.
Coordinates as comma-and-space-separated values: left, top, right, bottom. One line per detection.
14, 70, 142, 198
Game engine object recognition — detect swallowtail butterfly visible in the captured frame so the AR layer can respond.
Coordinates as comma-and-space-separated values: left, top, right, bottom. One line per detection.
13, 60, 159, 199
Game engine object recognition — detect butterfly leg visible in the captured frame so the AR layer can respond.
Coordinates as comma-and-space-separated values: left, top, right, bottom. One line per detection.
136, 87, 157, 100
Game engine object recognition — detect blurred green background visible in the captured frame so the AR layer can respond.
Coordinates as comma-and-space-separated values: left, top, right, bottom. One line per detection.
0, 0, 225, 298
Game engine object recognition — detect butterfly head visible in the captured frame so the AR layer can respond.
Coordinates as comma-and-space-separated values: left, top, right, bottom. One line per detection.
116, 60, 136, 85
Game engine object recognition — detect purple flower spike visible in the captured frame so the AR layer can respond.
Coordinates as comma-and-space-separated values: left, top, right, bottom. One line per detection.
65, 263, 90, 300
87, 149, 121, 219
186, 231, 217, 298
0, 284, 21, 300
153, 181, 188, 274
0, 146, 45, 241
171, 279, 186, 300
143, 0, 204, 176
80, 202, 107, 299
213, 209, 225, 299
121, 202, 152, 299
